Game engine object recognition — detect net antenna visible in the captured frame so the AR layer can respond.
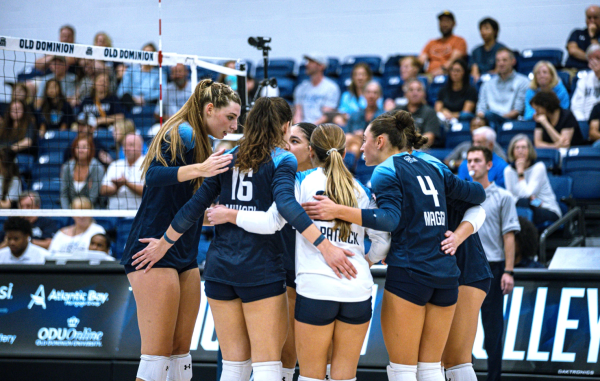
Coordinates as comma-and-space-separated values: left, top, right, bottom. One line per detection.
158, 0, 163, 129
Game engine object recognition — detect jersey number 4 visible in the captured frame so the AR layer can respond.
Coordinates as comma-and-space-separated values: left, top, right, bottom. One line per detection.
417, 176, 440, 207
231, 168, 253, 201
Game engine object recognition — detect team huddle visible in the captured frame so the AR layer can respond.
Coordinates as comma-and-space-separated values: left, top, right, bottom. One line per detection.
121, 79, 491, 381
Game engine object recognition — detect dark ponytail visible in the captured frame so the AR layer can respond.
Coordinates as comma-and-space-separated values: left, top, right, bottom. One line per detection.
370, 110, 428, 150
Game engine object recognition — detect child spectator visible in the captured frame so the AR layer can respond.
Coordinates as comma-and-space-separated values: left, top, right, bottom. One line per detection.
37, 78, 75, 136
0, 217, 48, 264
89, 233, 111, 254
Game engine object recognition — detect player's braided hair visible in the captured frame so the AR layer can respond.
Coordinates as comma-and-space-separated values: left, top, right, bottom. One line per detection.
235, 97, 291, 173
142, 79, 241, 192
310, 123, 358, 242
369, 110, 428, 150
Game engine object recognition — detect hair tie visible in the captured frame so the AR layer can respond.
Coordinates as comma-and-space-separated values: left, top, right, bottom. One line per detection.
326, 148, 338, 156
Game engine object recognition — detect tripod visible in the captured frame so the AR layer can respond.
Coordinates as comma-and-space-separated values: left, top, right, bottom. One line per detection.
248, 37, 278, 105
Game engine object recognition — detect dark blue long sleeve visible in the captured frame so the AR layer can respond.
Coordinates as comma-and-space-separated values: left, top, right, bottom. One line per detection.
171, 174, 221, 234
272, 153, 314, 233
443, 167, 486, 204
360, 161, 402, 232
145, 159, 181, 187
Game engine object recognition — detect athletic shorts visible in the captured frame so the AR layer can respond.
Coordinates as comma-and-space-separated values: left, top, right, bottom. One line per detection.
204, 279, 286, 303
285, 268, 296, 289
464, 277, 491, 295
123, 259, 198, 275
294, 293, 372, 326
385, 266, 458, 307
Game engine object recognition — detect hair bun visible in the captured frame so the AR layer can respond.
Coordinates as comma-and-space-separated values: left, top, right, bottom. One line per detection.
394, 110, 413, 130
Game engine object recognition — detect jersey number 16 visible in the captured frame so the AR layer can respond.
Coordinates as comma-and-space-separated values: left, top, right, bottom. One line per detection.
231, 168, 253, 201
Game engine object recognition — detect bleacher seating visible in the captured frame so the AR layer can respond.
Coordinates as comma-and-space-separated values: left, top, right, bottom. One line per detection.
31, 179, 61, 209
38, 131, 77, 156
276, 77, 296, 101
535, 148, 561, 174
445, 121, 472, 149
32, 152, 64, 180
562, 147, 600, 201
16, 154, 35, 178
354, 157, 375, 186
341, 56, 383, 77
382, 74, 402, 100
383, 55, 406, 76
579, 121, 590, 141
558, 71, 571, 93
255, 58, 296, 80
427, 75, 447, 105
497, 121, 536, 149
130, 105, 157, 130
426, 148, 453, 162
517, 49, 564, 75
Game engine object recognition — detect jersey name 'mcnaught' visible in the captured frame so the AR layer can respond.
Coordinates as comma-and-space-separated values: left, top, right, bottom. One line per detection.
320, 226, 359, 245
423, 211, 446, 226
224, 204, 257, 211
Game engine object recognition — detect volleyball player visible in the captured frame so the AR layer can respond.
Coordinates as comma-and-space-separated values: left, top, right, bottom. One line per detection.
302, 110, 486, 381
132, 97, 357, 381
121, 79, 241, 381
206, 121, 317, 381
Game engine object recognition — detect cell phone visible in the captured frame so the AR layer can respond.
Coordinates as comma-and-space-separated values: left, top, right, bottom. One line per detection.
530, 198, 542, 208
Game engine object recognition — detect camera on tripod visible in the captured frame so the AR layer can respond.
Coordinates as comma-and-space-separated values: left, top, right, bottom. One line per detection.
248, 37, 271, 51
247, 36, 278, 105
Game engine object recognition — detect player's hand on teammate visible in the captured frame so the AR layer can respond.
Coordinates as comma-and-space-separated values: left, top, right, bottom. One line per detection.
132, 237, 170, 273
206, 204, 236, 225
441, 230, 461, 255
319, 241, 357, 280
196, 149, 233, 178
501, 273, 514, 295
302, 195, 337, 220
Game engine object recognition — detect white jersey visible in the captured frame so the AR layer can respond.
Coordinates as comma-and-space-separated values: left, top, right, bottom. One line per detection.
295, 168, 390, 302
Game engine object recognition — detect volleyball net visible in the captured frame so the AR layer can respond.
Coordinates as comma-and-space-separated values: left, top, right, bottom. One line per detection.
0, 35, 246, 257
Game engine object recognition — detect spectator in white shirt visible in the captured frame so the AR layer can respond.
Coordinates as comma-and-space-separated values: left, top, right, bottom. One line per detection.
0, 217, 47, 264
48, 197, 105, 255
571, 44, 600, 121
100, 134, 145, 210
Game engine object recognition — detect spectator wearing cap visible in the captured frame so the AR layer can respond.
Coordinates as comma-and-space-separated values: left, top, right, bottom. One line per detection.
100, 133, 145, 210
34, 25, 77, 73
456, 126, 508, 188
470, 17, 507, 82
34, 56, 77, 109
64, 112, 112, 166
117, 43, 167, 110
565, 6, 600, 70
394, 79, 441, 147
0, 217, 48, 264
80, 72, 125, 129
476, 48, 529, 129
154, 63, 192, 122
571, 44, 600, 121
293, 53, 341, 125
419, 11, 467, 76
60, 134, 105, 209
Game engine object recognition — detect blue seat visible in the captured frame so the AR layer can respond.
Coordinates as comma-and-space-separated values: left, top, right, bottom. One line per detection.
558, 71, 571, 93
382, 74, 402, 100
384, 55, 407, 76
197, 67, 218, 81
340, 56, 383, 77
130, 105, 157, 129
517, 49, 564, 75
275, 77, 296, 101
497, 121, 536, 150
516, 206, 534, 221
16, 154, 35, 177
115, 217, 136, 259
94, 217, 118, 232
337, 74, 352, 91
579, 121, 590, 141
344, 152, 357, 172
94, 129, 115, 151
547, 175, 573, 216
562, 147, 600, 200
31, 179, 61, 209
255, 58, 296, 80
427, 75, 447, 105
38, 131, 78, 155
32, 152, 64, 180
445, 122, 471, 149
535, 149, 561, 173
426, 148, 454, 162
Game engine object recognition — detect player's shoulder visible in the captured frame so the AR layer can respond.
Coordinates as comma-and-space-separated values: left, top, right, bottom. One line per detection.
296, 167, 319, 184
271, 147, 296, 168
354, 178, 372, 200
411, 151, 447, 177
177, 122, 195, 151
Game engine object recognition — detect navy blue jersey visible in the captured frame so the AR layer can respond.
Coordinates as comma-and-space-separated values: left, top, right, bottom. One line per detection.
362, 151, 486, 288
171, 147, 314, 286
447, 199, 493, 285
121, 123, 200, 269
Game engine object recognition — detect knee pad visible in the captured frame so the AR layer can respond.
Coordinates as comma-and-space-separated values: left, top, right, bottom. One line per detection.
137, 355, 170, 381
251, 361, 282, 381
166, 353, 193, 381
444, 363, 477, 381
387, 362, 417, 381
417, 362, 444, 381
221, 359, 252, 381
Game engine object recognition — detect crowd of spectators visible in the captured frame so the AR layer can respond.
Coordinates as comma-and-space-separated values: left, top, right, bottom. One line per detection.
2, 7, 600, 263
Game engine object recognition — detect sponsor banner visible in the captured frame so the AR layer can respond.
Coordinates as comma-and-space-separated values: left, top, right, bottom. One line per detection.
0, 266, 598, 376
0, 36, 246, 75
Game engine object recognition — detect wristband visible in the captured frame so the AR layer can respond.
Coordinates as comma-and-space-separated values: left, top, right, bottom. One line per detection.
313, 234, 326, 247
504, 270, 515, 276
163, 232, 176, 245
